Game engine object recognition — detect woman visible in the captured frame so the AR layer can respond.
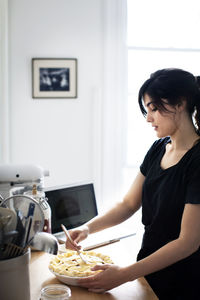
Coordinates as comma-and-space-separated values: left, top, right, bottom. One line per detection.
65, 68, 200, 299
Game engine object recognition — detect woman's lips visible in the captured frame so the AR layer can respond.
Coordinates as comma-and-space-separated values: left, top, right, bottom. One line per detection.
153, 126, 158, 131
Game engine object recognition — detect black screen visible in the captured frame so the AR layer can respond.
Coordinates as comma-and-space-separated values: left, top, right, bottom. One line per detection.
45, 183, 98, 234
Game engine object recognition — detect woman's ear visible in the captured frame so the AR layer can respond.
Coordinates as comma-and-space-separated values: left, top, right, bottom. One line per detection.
177, 98, 187, 112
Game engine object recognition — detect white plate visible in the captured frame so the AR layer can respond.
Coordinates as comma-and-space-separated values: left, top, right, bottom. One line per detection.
49, 268, 92, 286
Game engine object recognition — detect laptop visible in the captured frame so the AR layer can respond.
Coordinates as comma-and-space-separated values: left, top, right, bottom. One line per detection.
45, 183, 98, 240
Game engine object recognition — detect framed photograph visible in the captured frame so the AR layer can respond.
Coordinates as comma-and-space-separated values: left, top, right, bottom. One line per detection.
32, 58, 77, 98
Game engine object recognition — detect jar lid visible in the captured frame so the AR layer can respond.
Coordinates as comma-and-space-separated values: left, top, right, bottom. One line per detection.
40, 284, 71, 299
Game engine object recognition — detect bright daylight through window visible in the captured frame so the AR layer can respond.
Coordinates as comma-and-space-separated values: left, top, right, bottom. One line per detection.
123, 0, 200, 192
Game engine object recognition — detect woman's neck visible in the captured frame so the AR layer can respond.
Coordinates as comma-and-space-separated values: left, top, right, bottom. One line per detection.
170, 134, 199, 152
170, 118, 199, 151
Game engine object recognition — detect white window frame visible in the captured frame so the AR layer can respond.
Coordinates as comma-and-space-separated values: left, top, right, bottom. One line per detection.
0, 0, 10, 163
97, 0, 128, 209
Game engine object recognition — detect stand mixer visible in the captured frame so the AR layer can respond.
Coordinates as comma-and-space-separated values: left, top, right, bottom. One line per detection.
0, 164, 51, 233
0, 165, 58, 300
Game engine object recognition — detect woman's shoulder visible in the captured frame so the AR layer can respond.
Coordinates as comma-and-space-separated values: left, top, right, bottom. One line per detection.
140, 137, 168, 175
192, 138, 200, 154
148, 137, 169, 152
186, 139, 200, 165
181, 139, 200, 178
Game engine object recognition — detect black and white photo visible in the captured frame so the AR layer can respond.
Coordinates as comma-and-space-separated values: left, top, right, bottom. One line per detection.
32, 58, 77, 98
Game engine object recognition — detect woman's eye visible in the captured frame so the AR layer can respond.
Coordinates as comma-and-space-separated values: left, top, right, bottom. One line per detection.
152, 107, 157, 112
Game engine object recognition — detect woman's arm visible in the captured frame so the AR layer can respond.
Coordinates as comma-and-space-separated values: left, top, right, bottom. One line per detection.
125, 203, 200, 280
79, 203, 200, 292
66, 172, 144, 247
85, 171, 144, 234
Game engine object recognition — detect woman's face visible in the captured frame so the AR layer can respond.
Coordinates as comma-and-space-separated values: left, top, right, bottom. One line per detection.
143, 94, 180, 138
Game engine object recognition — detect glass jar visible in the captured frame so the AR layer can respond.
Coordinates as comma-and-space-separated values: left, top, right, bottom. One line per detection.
40, 284, 71, 300
25, 186, 52, 233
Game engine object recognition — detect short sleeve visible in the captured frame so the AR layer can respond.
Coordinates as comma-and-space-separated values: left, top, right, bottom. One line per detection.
140, 138, 167, 176
140, 146, 153, 176
185, 162, 200, 204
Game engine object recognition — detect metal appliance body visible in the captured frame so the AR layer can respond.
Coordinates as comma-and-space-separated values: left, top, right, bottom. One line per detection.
0, 164, 51, 233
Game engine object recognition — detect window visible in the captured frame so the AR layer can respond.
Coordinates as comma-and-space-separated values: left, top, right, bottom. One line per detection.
123, 0, 200, 192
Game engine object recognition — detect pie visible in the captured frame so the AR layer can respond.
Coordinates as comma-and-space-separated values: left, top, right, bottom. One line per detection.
49, 249, 113, 277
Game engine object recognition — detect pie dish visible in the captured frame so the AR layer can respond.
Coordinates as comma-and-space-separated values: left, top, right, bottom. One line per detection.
49, 249, 113, 286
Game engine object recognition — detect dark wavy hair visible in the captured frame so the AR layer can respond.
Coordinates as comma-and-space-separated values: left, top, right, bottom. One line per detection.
138, 68, 200, 135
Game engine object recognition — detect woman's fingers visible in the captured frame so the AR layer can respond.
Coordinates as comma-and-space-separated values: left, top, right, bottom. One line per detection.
88, 288, 105, 293
65, 239, 81, 250
91, 264, 110, 271
78, 264, 126, 292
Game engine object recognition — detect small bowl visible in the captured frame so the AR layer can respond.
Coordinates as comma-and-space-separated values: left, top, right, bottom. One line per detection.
40, 283, 71, 299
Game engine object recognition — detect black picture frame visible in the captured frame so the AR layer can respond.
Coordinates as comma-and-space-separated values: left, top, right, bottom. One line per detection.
32, 58, 77, 98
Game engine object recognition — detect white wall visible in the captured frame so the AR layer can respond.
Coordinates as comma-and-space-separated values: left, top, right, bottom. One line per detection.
0, 0, 127, 209
8, 0, 103, 192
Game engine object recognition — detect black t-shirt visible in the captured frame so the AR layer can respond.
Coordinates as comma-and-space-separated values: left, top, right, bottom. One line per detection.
139, 137, 200, 253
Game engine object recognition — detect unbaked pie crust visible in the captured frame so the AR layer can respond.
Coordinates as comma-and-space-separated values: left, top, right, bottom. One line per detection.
49, 250, 113, 277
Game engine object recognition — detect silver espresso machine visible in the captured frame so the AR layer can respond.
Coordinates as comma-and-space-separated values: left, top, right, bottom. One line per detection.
0, 164, 51, 232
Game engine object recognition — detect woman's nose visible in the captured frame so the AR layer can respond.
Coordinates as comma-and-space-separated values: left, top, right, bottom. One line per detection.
146, 112, 153, 123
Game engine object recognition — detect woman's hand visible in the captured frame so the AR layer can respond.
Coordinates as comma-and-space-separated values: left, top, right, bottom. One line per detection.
65, 225, 89, 250
78, 264, 128, 293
